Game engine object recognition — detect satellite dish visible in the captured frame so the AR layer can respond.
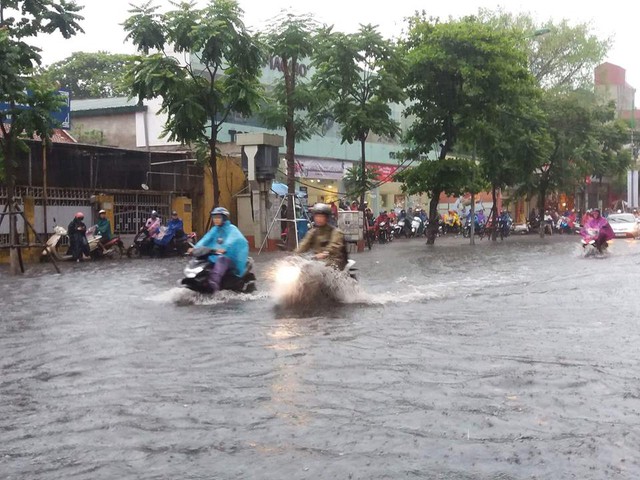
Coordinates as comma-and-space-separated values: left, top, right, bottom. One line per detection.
141, 183, 149, 191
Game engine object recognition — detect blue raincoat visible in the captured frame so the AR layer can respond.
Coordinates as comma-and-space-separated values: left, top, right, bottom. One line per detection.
154, 218, 184, 246
194, 220, 249, 277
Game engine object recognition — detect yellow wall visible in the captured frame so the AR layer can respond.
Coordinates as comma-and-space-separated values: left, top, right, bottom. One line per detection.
198, 156, 246, 235
172, 196, 192, 233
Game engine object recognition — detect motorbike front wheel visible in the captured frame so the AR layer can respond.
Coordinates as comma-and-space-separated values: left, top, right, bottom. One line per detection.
127, 245, 141, 259
108, 245, 124, 259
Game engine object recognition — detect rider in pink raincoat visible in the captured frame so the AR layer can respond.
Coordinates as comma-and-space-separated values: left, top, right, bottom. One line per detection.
580, 209, 614, 251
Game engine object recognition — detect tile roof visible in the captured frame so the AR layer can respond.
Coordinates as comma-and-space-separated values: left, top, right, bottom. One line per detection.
0, 124, 77, 143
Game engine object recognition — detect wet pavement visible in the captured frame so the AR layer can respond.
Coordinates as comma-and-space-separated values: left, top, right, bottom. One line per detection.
2, 234, 640, 479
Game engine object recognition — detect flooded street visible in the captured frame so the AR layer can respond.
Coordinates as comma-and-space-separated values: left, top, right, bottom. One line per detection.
2, 235, 640, 479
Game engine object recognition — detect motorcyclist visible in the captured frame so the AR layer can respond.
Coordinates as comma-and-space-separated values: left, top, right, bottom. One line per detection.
154, 210, 185, 251
68, 212, 90, 262
581, 209, 614, 252
144, 211, 161, 239
498, 210, 513, 234
95, 209, 112, 244
190, 207, 249, 293
296, 203, 347, 271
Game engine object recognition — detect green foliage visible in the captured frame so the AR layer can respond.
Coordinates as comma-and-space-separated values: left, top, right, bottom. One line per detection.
396, 157, 481, 198
343, 164, 379, 200
124, 0, 263, 146
313, 24, 406, 148
259, 13, 320, 142
123, 0, 263, 205
0, 1, 83, 179
477, 9, 610, 90
39, 51, 137, 99
523, 90, 632, 197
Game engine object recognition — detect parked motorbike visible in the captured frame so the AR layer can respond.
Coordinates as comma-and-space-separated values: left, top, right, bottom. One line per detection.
127, 224, 196, 258
181, 247, 257, 294
86, 226, 125, 259
409, 216, 423, 237
42, 224, 123, 261
393, 219, 407, 238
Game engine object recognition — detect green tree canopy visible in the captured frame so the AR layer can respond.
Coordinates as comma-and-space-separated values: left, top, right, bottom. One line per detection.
123, 0, 263, 206
0, 0, 84, 274
401, 15, 543, 243
477, 9, 610, 90
259, 12, 319, 249
40, 51, 138, 99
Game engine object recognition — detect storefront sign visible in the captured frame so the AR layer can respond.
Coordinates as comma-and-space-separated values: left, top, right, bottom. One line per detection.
294, 157, 347, 180
370, 163, 400, 181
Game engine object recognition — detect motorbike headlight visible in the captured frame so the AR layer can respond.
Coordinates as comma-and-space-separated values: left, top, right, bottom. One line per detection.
274, 264, 301, 288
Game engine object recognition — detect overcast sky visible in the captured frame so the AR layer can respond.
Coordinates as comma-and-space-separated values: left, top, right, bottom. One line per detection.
34, 0, 639, 89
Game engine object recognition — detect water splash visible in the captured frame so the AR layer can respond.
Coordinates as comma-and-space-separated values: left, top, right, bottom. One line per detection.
148, 286, 268, 306
269, 256, 365, 308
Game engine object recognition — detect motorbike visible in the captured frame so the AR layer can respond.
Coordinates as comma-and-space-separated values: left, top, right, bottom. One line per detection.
462, 218, 485, 238
376, 221, 392, 244
393, 218, 407, 238
86, 226, 125, 259
181, 247, 257, 294
409, 216, 424, 237
42, 224, 124, 261
581, 237, 608, 256
127, 224, 197, 258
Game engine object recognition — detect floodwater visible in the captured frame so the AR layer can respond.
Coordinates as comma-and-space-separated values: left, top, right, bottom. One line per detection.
2, 235, 640, 479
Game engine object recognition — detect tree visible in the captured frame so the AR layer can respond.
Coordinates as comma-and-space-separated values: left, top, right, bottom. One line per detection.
520, 90, 631, 236
343, 164, 378, 201
124, 0, 263, 207
478, 9, 610, 90
396, 157, 482, 225
0, 0, 83, 274
260, 13, 318, 250
402, 16, 540, 244
40, 51, 137, 99
313, 24, 406, 242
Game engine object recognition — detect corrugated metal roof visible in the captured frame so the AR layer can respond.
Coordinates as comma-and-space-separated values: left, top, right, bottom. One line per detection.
71, 97, 139, 111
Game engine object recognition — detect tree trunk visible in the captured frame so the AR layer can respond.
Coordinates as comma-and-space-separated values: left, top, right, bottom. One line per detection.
470, 190, 475, 245
286, 123, 297, 251
360, 139, 366, 245
491, 184, 498, 241
426, 191, 441, 245
209, 130, 220, 208
5, 143, 21, 274
538, 185, 546, 238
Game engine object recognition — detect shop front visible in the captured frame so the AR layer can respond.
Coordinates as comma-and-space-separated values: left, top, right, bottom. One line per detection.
293, 156, 352, 205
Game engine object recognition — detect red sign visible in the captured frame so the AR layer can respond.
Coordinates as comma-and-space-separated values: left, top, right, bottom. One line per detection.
585, 176, 592, 185
370, 163, 399, 181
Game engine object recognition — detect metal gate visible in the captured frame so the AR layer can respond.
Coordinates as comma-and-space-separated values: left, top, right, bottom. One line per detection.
113, 192, 172, 234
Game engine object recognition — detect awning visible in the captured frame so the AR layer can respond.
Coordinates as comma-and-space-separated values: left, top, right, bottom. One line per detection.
271, 182, 306, 198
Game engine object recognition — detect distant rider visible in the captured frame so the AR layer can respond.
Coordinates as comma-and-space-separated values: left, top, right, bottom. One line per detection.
154, 210, 185, 250
296, 203, 347, 271
95, 209, 112, 244
144, 210, 161, 239
190, 207, 249, 293
580, 209, 614, 251
68, 212, 90, 262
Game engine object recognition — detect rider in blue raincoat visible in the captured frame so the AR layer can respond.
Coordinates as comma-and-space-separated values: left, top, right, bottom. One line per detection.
191, 207, 249, 292
154, 210, 184, 247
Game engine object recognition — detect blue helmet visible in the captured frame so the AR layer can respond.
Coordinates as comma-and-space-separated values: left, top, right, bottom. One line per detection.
211, 207, 230, 219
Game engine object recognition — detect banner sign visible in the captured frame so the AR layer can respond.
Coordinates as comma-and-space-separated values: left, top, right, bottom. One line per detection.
0, 89, 70, 130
